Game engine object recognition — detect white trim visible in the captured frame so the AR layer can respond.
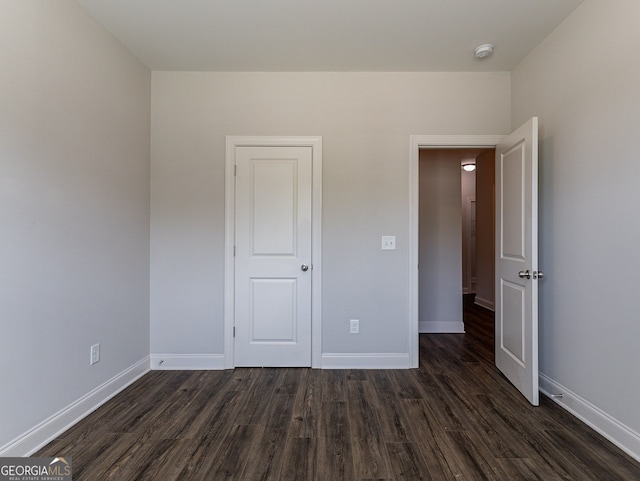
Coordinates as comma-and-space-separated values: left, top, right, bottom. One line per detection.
225, 136, 322, 369
0, 357, 149, 457
540, 373, 640, 463
409, 135, 505, 368
321, 353, 411, 369
419, 321, 465, 333
150, 354, 225, 370
474, 296, 495, 311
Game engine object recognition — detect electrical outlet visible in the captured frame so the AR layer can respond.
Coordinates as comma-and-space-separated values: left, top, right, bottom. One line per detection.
350, 319, 359, 334
90, 343, 100, 365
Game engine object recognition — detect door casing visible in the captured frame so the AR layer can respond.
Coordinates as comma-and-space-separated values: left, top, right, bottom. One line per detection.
225, 136, 322, 369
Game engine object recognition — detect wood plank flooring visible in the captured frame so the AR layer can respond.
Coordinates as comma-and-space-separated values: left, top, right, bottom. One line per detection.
37, 296, 640, 480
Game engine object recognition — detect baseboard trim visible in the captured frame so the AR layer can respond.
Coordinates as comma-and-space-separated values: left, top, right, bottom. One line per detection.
150, 354, 225, 370
474, 296, 494, 311
0, 357, 150, 457
539, 373, 640, 463
419, 321, 465, 333
321, 353, 411, 369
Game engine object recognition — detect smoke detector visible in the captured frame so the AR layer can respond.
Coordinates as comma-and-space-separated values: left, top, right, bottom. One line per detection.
474, 44, 494, 59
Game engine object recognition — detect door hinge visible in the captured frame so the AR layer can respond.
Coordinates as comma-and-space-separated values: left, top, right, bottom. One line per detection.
233, 246, 236, 256
233, 326, 236, 337
234, 164, 237, 176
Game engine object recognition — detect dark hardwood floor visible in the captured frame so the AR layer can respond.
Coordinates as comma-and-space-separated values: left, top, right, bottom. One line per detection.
38, 296, 640, 480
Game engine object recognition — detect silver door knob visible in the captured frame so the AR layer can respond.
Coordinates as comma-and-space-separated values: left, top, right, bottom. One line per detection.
533, 271, 544, 279
518, 269, 531, 279
301, 264, 309, 272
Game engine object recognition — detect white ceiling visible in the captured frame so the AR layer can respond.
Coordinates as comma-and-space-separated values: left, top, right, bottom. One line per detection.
76, 0, 584, 72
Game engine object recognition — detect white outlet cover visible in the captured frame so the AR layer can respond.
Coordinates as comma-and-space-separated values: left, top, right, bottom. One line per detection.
381, 235, 396, 250
90, 344, 100, 365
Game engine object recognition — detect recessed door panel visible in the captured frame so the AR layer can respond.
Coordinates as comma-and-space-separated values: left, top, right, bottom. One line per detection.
252, 161, 297, 256
500, 143, 526, 261
500, 280, 526, 366
250, 278, 297, 342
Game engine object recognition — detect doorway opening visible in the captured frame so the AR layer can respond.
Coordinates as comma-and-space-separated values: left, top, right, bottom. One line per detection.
417, 148, 495, 336
410, 121, 539, 405
408, 135, 504, 367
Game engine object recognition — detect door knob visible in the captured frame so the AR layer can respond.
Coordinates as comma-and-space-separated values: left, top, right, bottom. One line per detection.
301, 264, 309, 272
518, 269, 531, 279
533, 271, 544, 279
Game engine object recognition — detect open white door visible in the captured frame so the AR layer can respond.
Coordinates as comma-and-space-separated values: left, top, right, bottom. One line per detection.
495, 117, 540, 405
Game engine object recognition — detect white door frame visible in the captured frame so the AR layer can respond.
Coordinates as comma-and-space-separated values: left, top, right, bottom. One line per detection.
225, 136, 322, 369
409, 135, 505, 367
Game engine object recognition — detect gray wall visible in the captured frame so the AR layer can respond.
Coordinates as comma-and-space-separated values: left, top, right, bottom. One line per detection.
418, 150, 464, 333
513, 0, 640, 438
0, 1, 151, 450
150, 72, 511, 361
474, 150, 495, 310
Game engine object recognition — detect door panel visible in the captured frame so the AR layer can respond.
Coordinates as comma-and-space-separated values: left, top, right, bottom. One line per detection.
495, 117, 539, 405
501, 145, 526, 259
250, 278, 297, 341
500, 280, 526, 365
234, 146, 312, 367
252, 161, 297, 255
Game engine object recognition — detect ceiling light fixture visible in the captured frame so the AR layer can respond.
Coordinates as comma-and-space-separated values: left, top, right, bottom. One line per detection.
474, 44, 494, 59
462, 162, 476, 172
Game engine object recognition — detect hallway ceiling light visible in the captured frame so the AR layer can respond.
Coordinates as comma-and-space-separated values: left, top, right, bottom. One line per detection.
474, 44, 494, 59
462, 162, 476, 172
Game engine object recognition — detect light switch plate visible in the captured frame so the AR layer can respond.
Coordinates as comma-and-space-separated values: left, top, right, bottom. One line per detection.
381, 235, 396, 250
350, 319, 359, 334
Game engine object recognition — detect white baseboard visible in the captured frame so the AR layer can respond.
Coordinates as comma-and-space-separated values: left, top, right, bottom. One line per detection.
0, 357, 150, 457
150, 353, 225, 370
474, 296, 494, 311
419, 321, 465, 333
321, 353, 411, 369
539, 373, 640, 463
